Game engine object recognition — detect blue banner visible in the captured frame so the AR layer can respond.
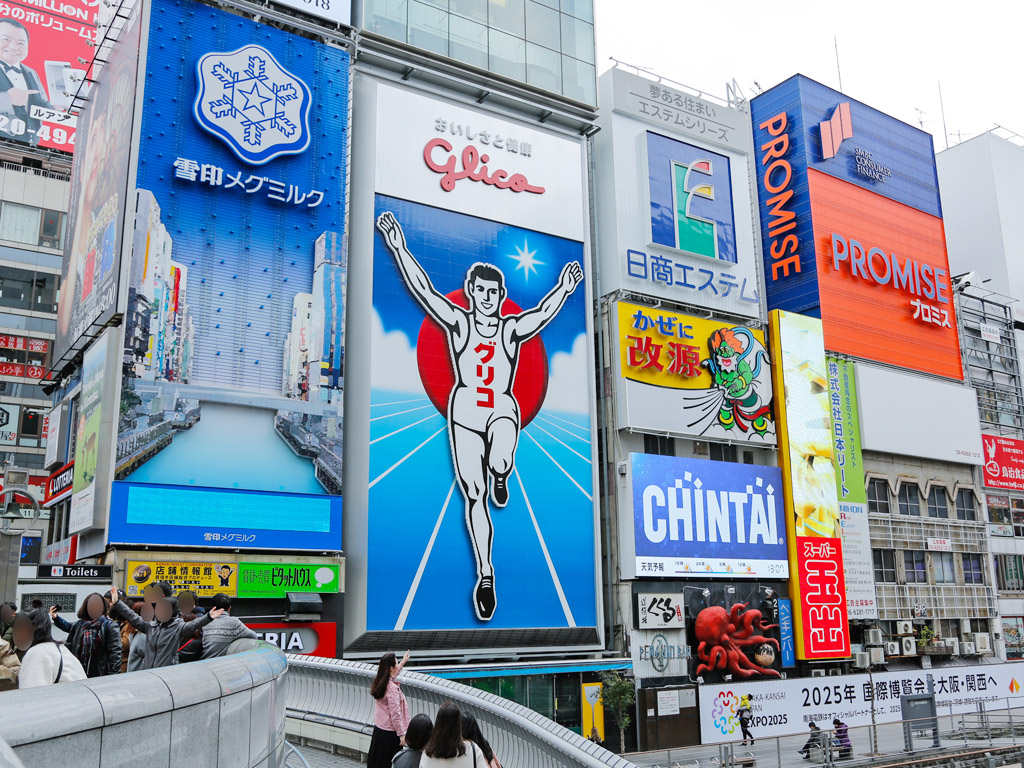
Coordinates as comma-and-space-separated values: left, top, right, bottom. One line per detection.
631, 454, 787, 578
109, 0, 348, 551
779, 598, 796, 667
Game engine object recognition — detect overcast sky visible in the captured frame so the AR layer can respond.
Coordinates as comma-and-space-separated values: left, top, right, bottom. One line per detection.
594, 0, 1019, 150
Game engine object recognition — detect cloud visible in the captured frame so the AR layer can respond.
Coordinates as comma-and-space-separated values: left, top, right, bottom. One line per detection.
541, 333, 592, 415
370, 309, 426, 395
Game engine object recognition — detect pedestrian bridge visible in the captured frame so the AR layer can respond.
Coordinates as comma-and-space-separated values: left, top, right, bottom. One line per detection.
0, 643, 637, 768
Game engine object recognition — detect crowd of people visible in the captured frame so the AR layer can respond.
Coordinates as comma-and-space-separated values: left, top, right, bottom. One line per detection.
0, 583, 257, 689
368, 652, 502, 768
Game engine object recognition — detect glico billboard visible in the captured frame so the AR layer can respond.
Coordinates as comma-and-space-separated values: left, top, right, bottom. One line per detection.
349, 78, 600, 651
751, 75, 962, 380
106, 0, 348, 551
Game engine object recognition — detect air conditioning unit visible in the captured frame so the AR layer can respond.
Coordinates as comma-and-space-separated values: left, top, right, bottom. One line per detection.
865, 628, 884, 646
961, 619, 972, 635
975, 633, 991, 653
896, 620, 914, 636
811, 669, 826, 677
869, 647, 885, 665
947, 639, 960, 656
901, 637, 917, 656
853, 652, 870, 669
828, 668, 843, 676
885, 641, 901, 657
962, 641, 977, 655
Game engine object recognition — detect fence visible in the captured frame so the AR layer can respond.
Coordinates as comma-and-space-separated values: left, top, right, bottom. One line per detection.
285, 655, 637, 768
626, 698, 1024, 768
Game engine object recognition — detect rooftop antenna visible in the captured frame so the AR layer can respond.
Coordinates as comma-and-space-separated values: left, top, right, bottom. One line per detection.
834, 36, 843, 92
914, 108, 926, 129
938, 81, 949, 150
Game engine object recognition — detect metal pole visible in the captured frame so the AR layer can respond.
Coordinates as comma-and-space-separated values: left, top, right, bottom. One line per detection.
776, 735, 782, 768
868, 663, 879, 754
1009, 697, 1016, 745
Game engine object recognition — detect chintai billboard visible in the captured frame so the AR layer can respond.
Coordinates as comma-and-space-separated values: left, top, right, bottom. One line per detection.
106, 0, 348, 552
347, 78, 600, 652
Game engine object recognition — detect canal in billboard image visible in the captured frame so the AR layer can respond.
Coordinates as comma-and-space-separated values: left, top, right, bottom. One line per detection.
631, 454, 787, 579
107, 0, 347, 551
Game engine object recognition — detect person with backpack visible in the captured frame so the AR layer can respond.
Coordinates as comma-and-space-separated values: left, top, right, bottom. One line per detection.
49, 592, 121, 677
107, 586, 223, 670
14, 608, 86, 688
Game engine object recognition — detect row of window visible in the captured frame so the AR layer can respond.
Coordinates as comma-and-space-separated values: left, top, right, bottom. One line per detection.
0, 264, 59, 314
866, 478, 977, 520
986, 495, 1024, 537
873, 549, 985, 585
0, 202, 65, 249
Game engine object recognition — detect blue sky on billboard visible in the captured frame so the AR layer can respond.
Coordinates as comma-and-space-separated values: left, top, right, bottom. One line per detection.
368, 194, 596, 632
595, 0, 1018, 150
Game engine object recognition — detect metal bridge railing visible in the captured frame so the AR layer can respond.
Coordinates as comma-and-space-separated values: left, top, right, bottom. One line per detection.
285, 655, 638, 768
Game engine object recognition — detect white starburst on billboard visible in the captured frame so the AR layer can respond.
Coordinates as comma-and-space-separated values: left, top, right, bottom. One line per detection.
506, 240, 544, 281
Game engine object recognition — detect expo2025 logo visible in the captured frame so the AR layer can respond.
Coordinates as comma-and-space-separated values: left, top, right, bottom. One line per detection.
712, 690, 739, 735
193, 45, 312, 165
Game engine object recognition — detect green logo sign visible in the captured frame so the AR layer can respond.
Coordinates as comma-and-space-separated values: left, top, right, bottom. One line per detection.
826, 356, 865, 504
237, 563, 340, 598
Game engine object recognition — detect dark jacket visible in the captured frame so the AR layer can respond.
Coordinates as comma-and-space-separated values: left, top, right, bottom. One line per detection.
0, 64, 54, 145
109, 600, 212, 670
392, 748, 422, 768
53, 614, 121, 677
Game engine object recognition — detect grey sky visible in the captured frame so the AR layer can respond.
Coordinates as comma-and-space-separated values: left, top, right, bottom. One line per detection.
594, 0, 1018, 149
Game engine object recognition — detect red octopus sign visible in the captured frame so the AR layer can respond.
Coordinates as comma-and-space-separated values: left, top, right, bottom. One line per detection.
694, 603, 781, 679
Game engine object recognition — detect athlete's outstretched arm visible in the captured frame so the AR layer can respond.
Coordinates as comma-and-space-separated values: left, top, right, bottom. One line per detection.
511, 261, 583, 341
376, 212, 461, 328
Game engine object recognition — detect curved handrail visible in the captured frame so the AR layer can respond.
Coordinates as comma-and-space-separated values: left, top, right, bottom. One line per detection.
285, 655, 637, 768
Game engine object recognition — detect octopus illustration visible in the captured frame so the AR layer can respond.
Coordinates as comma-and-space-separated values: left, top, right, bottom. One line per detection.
694, 603, 781, 679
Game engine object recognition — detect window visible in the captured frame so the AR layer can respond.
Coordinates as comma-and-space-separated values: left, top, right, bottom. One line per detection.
488, 0, 526, 37
559, 13, 594, 64
0, 266, 58, 313
956, 489, 977, 521
904, 550, 927, 583
644, 434, 673, 456
873, 549, 896, 583
525, 1, 560, 50
963, 553, 984, 584
996, 554, 1024, 591
449, 15, 488, 69
934, 551, 956, 584
926, 487, 947, 518
897, 482, 920, 516
489, 27, 526, 80
39, 210, 64, 249
526, 42, 561, 93
989, 494, 1011, 525
867, 478, 890, 514
409, 1, 449, 56
1012, 498, 1024, 536
0, 203, 41, 246
709, 442, 736, 463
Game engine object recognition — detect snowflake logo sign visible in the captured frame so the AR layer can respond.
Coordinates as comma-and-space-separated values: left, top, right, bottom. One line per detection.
193, 44, 312, 165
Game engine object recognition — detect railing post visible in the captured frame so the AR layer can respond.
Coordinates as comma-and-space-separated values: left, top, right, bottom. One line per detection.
776, 735, 782, 768
1009, 697, 1016, 745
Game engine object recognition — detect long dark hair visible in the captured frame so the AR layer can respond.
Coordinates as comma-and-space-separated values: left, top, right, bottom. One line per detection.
370, 652, 397, 700
406, 713, 433, 751
424, 702, 466, 759
77, 592, 109, 620
461, 711, 494, 762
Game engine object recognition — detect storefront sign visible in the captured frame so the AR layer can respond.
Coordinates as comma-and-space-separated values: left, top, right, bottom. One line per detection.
827, 356, 876, 619
43, 535, 76, 565
657, 689, 680, 716
636, 592, 686, 629
983, 435, 1024, 491
237, 563, 340, 598
631, 454, 787, 579
35, 564, 111, 581
926, 537, 952, 552
125, 560, 238, 598
44, 461, 75, 507
770, 310, 849, 660
245, 621, 336, 658
778, 598, 795, 667
701, 663, 1017, 744
990, 523, 1014, 538
980, 324, 1002, 343
631, 628, 689, 679
617, 301, 774, 443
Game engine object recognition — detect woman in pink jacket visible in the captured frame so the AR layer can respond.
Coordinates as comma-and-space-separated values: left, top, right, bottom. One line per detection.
368, 650, 411, 768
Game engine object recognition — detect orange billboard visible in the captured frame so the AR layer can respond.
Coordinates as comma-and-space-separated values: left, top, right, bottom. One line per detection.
808, 169, 963, 381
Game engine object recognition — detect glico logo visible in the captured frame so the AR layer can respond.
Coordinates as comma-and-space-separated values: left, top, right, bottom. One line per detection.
819, 102, 853, 160
193, 45, 312, 166
423, 138, 545, 195
647, 133, 735, 261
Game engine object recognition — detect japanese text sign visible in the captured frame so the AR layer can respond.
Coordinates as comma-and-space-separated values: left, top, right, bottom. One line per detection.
983, 435, 1024, 491
126, 559, 238, 598
237, 562, 340, 598
769, 310, 849, 659
616, 301, 775, 444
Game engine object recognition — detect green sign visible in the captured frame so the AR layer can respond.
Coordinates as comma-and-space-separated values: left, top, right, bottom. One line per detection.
826, 356, 865, 504
237, 563, 341, 598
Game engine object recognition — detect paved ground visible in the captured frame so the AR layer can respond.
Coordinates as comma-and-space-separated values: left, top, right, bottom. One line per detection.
286, 743, 363, 767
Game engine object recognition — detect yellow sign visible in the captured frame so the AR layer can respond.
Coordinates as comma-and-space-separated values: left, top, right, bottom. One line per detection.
125, 560, 238, 598
581, 682, 605, 743
616, 301, 774, 440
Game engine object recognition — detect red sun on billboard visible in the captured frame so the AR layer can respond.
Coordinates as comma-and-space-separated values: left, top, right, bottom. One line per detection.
416, 290, 548, 427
